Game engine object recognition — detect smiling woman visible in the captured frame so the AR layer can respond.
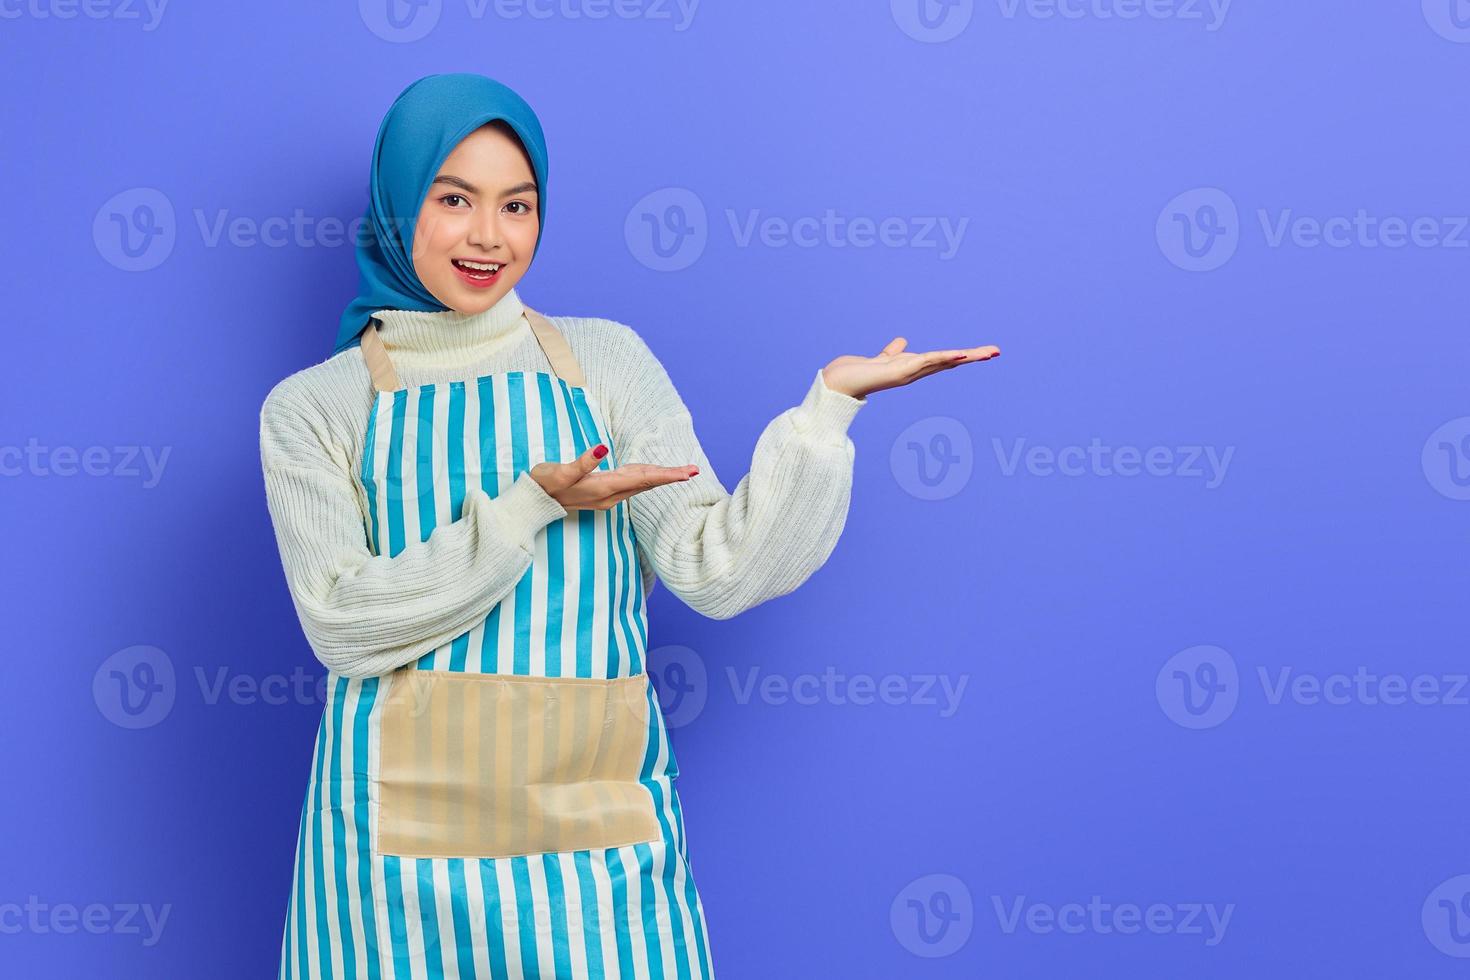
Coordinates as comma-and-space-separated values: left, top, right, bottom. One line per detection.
259, 71, 996, 980
412, 126, 540, 301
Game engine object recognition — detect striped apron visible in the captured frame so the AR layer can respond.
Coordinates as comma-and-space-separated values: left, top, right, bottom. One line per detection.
278, 307, 715, 979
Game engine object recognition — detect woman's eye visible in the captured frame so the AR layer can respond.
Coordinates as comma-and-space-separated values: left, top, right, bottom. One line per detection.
505, 201, 534, 215
442, 194, 468, 208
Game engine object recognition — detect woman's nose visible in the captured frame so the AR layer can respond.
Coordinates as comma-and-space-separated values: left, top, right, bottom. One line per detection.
467, 209, 503, 250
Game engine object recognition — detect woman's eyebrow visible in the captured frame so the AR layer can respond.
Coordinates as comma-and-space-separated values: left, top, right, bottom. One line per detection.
431, 175, 538, 198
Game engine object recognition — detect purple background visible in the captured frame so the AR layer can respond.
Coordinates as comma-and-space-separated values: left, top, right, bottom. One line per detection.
4, 1, 1469, 976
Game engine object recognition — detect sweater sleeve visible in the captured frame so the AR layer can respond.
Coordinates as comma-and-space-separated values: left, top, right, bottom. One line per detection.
602, 321, 866, 620
259, 380, 569, 678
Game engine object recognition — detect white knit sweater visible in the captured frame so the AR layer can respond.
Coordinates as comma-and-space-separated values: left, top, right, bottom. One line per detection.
259, 287, 866, 678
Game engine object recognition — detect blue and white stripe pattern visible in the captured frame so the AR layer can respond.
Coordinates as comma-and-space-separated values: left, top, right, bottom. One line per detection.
278, 367, 715, 979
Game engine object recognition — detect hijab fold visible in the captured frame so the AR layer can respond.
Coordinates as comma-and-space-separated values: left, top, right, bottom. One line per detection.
334, 73, 548, 355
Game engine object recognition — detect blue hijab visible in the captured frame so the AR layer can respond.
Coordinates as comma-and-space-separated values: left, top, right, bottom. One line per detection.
333, 73, 548, 355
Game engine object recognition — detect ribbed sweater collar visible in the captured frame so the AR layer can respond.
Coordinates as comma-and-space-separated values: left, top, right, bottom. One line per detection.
370, 288, 528, 374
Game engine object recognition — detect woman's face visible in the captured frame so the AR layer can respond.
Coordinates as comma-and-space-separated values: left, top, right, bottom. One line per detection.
411, 123, 539, 315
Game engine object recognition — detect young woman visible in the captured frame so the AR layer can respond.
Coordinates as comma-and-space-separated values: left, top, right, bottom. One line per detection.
260, 72, 998, 980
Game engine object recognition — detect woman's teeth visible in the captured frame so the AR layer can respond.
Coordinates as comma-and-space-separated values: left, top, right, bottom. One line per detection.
453, 259, 503, 279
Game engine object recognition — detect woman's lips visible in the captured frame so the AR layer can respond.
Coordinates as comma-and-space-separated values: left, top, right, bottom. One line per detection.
451, 259, 503, 288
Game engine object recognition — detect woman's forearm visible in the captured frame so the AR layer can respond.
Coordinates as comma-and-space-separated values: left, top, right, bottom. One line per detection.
623, 367, 866, 619
260, 388, 568, 678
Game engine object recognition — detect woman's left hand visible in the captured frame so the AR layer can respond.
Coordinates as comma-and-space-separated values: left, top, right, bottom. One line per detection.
821, 338, 1001, 400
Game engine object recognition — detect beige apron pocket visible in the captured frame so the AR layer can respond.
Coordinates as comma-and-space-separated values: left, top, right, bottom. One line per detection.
375, 669, 660, 859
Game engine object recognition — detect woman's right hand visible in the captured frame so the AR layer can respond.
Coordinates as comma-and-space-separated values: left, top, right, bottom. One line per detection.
529, 444, 698, 512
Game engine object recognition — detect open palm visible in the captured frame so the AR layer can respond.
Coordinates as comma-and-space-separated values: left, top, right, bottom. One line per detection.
822, 337, 1001, 400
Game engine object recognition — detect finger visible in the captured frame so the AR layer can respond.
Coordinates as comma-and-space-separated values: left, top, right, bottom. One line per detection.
577, 443, 610, 475
924, 346, 1002, 368
592, 466, 698, 507
594, 464, 697, 496
623, 463, 700, 487
879, 337, 907, 357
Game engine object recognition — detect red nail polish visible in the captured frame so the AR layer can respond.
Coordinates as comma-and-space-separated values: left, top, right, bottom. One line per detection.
593, 445, 608, 459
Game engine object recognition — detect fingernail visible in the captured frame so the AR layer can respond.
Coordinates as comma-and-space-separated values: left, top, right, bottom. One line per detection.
593, 445, 608, 459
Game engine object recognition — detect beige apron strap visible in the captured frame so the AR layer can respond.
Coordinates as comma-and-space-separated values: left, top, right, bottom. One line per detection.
523, 306, 586, 389
358, 318, 402, 393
